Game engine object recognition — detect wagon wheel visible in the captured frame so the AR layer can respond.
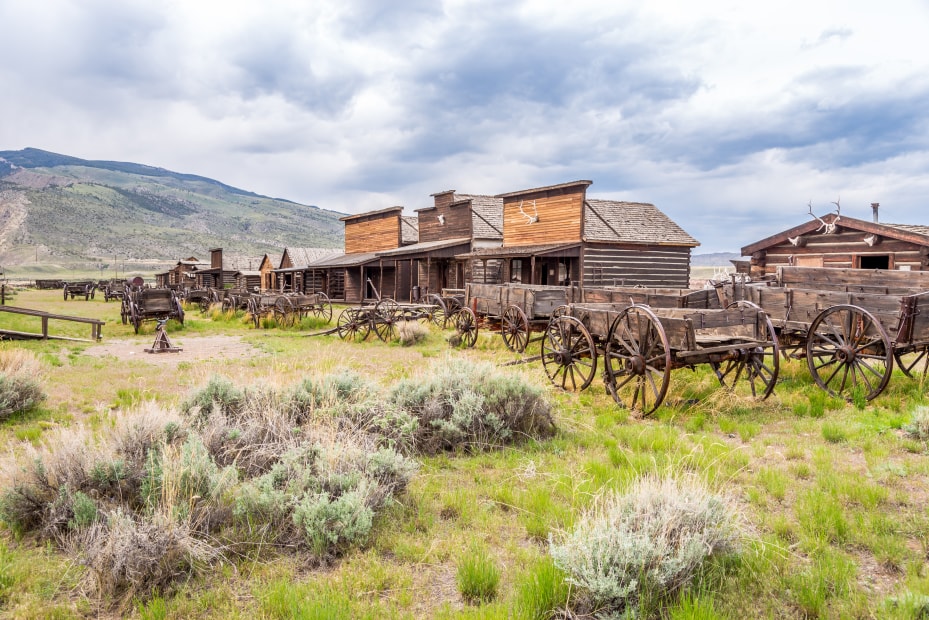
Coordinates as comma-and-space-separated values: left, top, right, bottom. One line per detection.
806, 304, 893, 402
311, 292, 332, 323
453, 307, 478, 348
174, 298, 185, 326
221, 297, 234, 312
198, 296, 212, 313
428, 295, 448, 328
446, 297, 463, 315
373, 299, 400, 342
603, 305, 671, 416
501, 305, 530, 353
247, 299, 261, 328
541, 315, 597, 391
894, 347, 929, 379
130, 303, 141, 334
120, 298, 129, 325
275, 297, 295, 327
337, 308, 370, 342
63, 285, 68, 301
713, 301, 780, 399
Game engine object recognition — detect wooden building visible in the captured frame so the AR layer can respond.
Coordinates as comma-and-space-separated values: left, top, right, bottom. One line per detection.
234, 270, 261, 291
273, 247, 345, 292
741, 206, 929, 278
376, 191, 504, 299
462, 180, 699, 288
194, 249, 264, 289
155, 257, 207, 288
294, 207, 415, 302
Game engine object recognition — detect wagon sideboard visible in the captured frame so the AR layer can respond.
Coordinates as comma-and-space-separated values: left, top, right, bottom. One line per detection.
579, 286, 723, 309
776, 266, 929, 294
465, 283, 573, 318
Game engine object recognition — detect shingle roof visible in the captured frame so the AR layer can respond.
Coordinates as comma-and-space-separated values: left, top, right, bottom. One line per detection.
884, 223, 929, 238
307, 252, 380, 268
284, 247, 344, 269
401, 216, 419, 244
455, 194, 503, 240
376, 238, 471, 257
583, 200, 700, 247
464, 242, 581, 258
224, 255, 266, 271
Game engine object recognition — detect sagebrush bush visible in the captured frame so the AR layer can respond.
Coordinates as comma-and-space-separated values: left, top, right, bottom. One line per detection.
388, 358, 555, 454
549, 475, 740, 618
293, 488, 374, 555
905, 405, 929, 441
0, 349, 45, 420
180, 375, 244, 423
398, 320, 429, 346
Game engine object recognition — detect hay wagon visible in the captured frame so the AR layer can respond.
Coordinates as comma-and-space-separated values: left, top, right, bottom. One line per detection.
540, 301, 780, 415
737, 266, 929, 401
63, 281, 96, 300
125, 288, 185, 334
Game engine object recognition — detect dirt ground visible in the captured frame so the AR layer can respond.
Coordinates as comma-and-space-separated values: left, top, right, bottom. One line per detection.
82, 334, 261, 367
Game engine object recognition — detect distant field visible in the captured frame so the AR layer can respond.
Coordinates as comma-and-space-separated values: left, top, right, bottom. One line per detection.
0, 289, 928, 618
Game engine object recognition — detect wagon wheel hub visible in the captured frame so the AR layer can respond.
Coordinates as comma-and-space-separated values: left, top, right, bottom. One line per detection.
836, 345, 857, 363
553, 348, 572, 365
628, 354, 647, 375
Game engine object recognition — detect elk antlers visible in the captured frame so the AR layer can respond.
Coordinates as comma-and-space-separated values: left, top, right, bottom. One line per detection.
807, 198, 840, 234
518, 200, 539, 224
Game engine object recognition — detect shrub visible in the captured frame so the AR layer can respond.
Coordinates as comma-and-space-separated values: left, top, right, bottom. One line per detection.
292, 489, 374, 555
905, 405, 929, 441
288, 371, 377, 414
388, 359, 555, 454
0, 350, 45, 420
398, 320, 429, 346
549, 475, 740, 618
180, 376, 244, 423
79, 509, 218, 599
456, 545, 500, 604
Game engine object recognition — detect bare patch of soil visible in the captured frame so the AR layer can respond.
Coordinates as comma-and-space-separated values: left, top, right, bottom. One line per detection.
83, 334, 260, 367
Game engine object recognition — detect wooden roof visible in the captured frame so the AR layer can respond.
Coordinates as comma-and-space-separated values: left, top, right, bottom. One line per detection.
282, 247, 344, 269
376, 237, 471, 258
339, 206, 404, 222
401, 216, 419, 244
496, 180, 592, 199
583, 199, 699, 247
456, 194, 503, 240
741, 213, 929, 255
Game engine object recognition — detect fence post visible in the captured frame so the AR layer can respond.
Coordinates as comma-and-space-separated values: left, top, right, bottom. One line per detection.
1, 284, 4, 305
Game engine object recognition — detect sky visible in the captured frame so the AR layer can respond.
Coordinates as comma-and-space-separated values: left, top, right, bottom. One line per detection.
2, 0, 928, 254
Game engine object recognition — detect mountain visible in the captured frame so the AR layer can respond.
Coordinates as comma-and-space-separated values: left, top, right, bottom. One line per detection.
0, 147, 345, 274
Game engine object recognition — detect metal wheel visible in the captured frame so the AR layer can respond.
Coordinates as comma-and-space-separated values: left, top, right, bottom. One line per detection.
500, 305, 530, 353
541, 315, 597, 391
603, 305, 671, 416
311, 292, 332, 323
428, 295, 448, 328
894, 347, 929, 378
806, 304, 893, 401
713, 301, 780, 399
454, 307, 478, 348
373, 299, 399, 342
337, 308, 370, 342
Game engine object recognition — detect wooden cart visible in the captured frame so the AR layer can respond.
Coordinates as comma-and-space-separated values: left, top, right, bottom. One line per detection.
126, 288, 185, 334
540, 301, 780, 415
737, 266, 929, 401
273, 292, 333, 326
426, 288, 465, 328
335, 298, 408, 343
63, 281, 96, 300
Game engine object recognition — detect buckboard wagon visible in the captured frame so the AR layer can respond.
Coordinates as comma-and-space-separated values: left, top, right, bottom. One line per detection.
736, 266, 929, 401
540, 301, 779, 415
125, 288, 185, 334
63, 281, 96, 300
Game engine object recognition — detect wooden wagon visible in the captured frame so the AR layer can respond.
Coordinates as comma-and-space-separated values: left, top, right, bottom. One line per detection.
737, 266, 929, 401
125, 288, 185, 334
63, 281, 96, 300
184, 288, 219, 312
456, 283, 574, 351
273, 292, 333, 326
540, 301, 780, 415
100, 279, 127, 302
334, 298, 409, 343
425, 288, 465, 328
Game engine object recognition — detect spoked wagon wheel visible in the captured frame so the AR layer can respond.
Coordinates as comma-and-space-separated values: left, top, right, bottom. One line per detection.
311, 292, 332, 323
894, 346, 929, 379
428, 295, 448, 328
275, 297, 295, 327
337, 308, 370, 342
130, 304, 142, 334
806, 304, 893, 402
712, 301, 780, 399
120, 299, 130, 325
374, 299, 400, 342
174, 299, 185, 326
454, 307, 478, 348
63, 285, 69, 301
501, 305, 530, 353
247, 300, 261, 328
198, 297, 212, 313
603, 305, 671, 416
221, 297, 234, 312
541, 315, 597, 391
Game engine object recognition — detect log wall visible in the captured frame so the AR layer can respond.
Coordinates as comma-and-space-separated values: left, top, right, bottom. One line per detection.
582, 245, 691, 288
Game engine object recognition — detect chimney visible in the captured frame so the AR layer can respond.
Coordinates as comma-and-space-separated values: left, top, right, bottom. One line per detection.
871, 203, 880, 223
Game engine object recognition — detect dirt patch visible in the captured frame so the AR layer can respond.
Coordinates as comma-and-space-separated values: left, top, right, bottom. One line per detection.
82, 334, 261, 367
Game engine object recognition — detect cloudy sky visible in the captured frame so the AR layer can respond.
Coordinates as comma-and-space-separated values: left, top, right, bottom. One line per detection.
2, 0, 927, 253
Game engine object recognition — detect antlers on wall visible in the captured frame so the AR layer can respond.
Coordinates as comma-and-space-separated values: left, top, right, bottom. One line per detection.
807, 198, 840, 234
518, 200, 539, 224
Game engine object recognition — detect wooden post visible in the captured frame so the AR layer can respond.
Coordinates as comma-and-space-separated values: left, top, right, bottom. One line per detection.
530, 256, 536, 285
41, 316, 48, 339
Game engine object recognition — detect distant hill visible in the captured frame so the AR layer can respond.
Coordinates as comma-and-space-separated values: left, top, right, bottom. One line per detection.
691, 252, 741, 266
0, 147, 344, 274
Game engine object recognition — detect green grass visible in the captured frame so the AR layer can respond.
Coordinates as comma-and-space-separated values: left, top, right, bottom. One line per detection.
1, 289, 929, 617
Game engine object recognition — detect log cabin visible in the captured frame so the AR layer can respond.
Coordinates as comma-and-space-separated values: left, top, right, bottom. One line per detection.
155, 257, 207, 288
741, 204, 929, 278
194, 249, 265, 289
296, 207, 416, 302
461, 180, 699, 288
273, 247, 345, 292
374, 190, 504, 300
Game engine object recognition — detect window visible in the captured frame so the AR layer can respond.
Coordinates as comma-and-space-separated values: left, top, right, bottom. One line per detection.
510, 259, 522, 282
858, 255, 891, 269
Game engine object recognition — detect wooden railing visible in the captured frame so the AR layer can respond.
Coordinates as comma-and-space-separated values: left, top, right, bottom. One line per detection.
0, 306, 104, 341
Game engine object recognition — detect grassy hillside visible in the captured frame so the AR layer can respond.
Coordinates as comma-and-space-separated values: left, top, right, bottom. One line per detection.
0, 148, 344, 274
